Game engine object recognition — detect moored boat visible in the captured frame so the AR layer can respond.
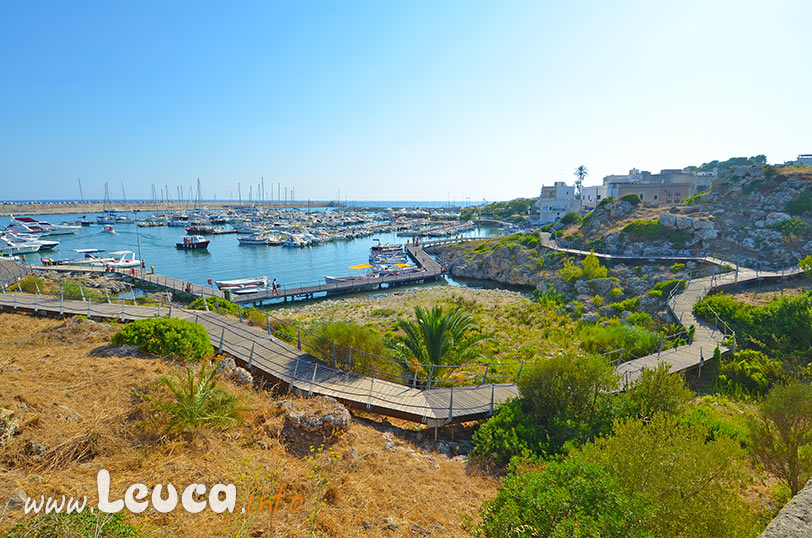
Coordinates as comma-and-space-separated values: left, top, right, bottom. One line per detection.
215, 275, 270, 290
176, 235, 210, 249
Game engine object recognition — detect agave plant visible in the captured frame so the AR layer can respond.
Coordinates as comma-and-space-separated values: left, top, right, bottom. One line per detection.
140, 360, 243, 436
389, 306, 490, 384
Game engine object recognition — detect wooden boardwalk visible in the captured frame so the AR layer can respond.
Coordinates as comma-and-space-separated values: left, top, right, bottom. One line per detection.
0, 290, 516, 424
422, 235, 802, 385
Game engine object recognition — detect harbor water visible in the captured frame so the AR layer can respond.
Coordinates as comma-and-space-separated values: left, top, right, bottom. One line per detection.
17, 212, 504, 292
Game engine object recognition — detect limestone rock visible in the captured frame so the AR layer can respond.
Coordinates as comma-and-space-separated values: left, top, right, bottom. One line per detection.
765, 212, 791, 227
0, 408, 20, 448
281, 396, 351, 455
5, 489, 27, 511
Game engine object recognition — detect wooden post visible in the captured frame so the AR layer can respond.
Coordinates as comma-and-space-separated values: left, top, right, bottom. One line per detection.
331, 342, 336, 368
168, 302, 172, 317
86, 297, 90, 317
195, 313, 199, 324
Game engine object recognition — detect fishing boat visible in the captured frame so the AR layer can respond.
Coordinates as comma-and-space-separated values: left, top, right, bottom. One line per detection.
90, 251, 141, 268
184, 224, 214, 234
176, 235, 210, 250
8, 216, 79, 236
215, 275, 270, 291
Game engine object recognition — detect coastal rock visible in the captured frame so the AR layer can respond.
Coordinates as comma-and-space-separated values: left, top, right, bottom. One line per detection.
581, 313, 599, 324
765, 212, 791, 227
659, 213, 677, 229
281, 396, 351, 455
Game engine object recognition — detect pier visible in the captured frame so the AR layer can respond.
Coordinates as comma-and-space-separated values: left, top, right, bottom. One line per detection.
32, 244, 445, 305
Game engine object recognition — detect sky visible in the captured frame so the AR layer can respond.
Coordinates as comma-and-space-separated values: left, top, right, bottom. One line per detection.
1, 0, 811, 202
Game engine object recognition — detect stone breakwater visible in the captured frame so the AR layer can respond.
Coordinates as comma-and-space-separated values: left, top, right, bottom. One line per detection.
0, 200, 330, 216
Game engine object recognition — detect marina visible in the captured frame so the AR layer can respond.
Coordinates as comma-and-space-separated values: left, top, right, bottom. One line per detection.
5, 207, 504, 302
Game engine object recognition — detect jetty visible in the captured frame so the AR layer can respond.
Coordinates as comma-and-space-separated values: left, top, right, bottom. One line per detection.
33, 244, 445, 305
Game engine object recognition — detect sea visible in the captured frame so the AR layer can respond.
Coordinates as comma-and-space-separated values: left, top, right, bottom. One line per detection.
11, 209, 505, 297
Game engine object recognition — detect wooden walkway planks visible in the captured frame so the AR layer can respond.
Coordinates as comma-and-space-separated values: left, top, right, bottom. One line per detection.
0, 292, 514, 424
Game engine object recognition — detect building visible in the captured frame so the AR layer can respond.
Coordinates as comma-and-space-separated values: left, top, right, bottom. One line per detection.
535, 181, 579, 224
600, 167, 711, 206
580, 185, 607, 211
797, 154, 812, 166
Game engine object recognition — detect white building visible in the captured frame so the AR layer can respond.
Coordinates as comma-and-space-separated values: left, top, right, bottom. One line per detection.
580, 185, 608, 211
797, 154, 812, 166
536, 181, 579, 224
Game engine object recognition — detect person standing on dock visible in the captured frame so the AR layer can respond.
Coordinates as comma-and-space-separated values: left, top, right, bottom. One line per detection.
272, 278, 278, 296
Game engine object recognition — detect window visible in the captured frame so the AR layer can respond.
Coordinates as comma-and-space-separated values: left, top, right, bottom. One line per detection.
653, 195, 658, 200
639, 193, 644, 200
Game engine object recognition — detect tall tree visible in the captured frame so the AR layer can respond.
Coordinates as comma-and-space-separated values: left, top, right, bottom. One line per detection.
748, 381, 812, 495
574, 165, 588, 197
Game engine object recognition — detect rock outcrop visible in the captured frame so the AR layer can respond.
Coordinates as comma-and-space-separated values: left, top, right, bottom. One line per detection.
280, 396, 351, 455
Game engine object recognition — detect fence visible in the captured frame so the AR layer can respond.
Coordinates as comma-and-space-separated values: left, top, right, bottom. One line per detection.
0, 288, 516, 420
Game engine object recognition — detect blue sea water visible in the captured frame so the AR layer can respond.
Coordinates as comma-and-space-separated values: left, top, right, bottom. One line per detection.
16, 212, 502, 293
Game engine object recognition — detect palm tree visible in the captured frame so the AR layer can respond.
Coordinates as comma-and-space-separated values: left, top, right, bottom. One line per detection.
140, 361, 243, 436
389, 306, 490, 385
574, 165, 588, 212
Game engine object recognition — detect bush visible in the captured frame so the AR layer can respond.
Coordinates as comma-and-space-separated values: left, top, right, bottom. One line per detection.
608, 287, 623, 300
622, 220, 664, 241
776, 216, 809, 239
581, 252, 608, 280
670, 262, 686, 272
308, 320, 397, 377
471, 399, 549, 467
474, 457, 654, 538
579, 322, 660, 358
716, 350, 785, 399
611, 297, 639, 314
560, 211, 582, 225
112, 318, 213, 360
625, 362, 693, 420
786, 190, 812, 216
189, 296, 240, 315
650, 278, 685, 297
591, 294, 603, 308
618, 193, 642, 206
2, 511, 141, 538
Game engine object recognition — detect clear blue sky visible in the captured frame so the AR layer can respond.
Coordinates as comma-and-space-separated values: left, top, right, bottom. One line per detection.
1, 0, 810, 202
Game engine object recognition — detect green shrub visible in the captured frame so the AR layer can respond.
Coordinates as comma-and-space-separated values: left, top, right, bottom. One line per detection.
611, 297, 639, 314
608, 287, 623, 300
716, 350, 785, 399
681, 192, 705, 205
189, 296, 241, 315
560, 211, 582, 225
647, 289, 663, 299
581, 252, 608, 280
598, 196, 616, 208
786, 190, 812, 216
670, 262, 686, 272
591, 294, 603, 308
579, 322, 660, 357
618, 193, 643, 206
681, 399, 750, 446
2, 511, 140, 538
776, 216, 810, 238
694, 292, 812, 357
471, 399, 549, 467
474, 457, 654, 538
518, 233, 540, 248
112, 318, 213, 360
650, 279, 685, 297
308, 320, 398, 377
622, 220, 664, 241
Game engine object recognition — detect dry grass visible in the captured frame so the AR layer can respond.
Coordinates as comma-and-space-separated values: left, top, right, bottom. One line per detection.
0, 312, 498, 537
727, 280, 810, 306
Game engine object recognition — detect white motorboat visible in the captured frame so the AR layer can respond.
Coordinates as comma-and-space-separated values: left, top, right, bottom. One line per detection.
0, 235, 41, 256
90, 250, 141, 268
45, 249, 112, 266
215, 275, 270, 290
4, 231, 59, 251
8, 216, 79, 236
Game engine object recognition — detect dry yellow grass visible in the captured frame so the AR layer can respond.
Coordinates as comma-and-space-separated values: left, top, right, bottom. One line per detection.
0, 312, 499, 537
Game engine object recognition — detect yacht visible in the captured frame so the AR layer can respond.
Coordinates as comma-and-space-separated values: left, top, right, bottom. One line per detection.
8, 216, 79, 236
90, 251, 141, 268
